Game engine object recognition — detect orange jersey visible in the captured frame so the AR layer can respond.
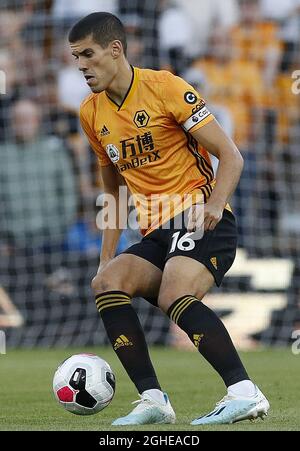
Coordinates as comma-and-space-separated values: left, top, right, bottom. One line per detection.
80, 67, 216, 235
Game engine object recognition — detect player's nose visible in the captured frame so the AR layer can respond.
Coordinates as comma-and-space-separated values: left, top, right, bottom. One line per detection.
78, 60, 89, 72
79, 65, 88, 73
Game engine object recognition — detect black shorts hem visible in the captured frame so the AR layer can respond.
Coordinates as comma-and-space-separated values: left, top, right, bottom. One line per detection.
122, 247, 165, 272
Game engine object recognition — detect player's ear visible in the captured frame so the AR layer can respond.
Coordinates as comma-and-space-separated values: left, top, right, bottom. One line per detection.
111, 40, 123, 58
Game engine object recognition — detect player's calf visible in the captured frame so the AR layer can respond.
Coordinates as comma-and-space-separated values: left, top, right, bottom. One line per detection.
94, 289, 161, 394
91, 254, 164, 402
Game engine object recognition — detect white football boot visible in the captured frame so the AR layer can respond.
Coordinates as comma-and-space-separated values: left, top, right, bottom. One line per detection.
191, 386, 270, 425
112, 392, 176, 426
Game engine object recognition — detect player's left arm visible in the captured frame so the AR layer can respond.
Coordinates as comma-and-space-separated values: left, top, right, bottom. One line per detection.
189, 119, 244, 232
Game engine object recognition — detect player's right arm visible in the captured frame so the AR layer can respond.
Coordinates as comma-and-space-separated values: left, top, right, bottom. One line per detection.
98, 165, 126, 273
79, 99, 125, 273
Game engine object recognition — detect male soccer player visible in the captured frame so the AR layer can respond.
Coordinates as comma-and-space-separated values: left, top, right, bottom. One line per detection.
69, 12, 270, 425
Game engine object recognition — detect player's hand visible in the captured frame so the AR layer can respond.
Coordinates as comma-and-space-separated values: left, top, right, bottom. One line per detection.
187, 204, 204, 233
187, 201, 223, 232
203, 200, 223, 231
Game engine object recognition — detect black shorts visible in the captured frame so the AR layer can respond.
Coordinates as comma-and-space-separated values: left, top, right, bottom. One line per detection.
123, 209, 237, 287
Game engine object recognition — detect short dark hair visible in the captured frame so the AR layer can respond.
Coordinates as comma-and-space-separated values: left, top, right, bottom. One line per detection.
68, 12, 127, 55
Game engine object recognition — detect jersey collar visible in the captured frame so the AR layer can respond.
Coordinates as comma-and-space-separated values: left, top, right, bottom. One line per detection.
105, 66, 139, 111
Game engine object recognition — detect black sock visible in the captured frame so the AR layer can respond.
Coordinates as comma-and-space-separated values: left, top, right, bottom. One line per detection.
96, 290, 161, 393
167, 295, 250, 387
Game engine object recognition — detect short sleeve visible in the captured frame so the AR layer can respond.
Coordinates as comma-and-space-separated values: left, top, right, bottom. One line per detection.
79, 101, 111, 167
162, 71, 214, 132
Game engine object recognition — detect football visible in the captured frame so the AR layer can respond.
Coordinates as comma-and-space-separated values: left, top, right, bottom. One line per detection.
53, 353, 115, 415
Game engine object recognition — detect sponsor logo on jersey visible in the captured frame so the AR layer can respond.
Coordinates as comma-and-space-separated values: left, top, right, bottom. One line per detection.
113, 335, 133, 350
134, 110, 150, 128
120, 132, 155, 159
106, 132, 160, 173
106, 144, 120, 163
116, 151, 161, 173
184, 91, 198, 104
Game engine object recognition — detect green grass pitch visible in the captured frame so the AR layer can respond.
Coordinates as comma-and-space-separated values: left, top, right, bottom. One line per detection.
0, 347, 299, 431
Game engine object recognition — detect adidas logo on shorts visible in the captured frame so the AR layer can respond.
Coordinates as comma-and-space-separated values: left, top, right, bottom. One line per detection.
210, 257, 218, 269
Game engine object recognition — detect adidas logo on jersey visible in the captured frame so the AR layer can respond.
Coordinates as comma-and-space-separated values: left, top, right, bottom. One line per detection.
100, 125, 110, 136
113, 335, 133, 350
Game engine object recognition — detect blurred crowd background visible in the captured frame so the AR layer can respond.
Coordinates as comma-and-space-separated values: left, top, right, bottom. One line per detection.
0, 0, 299, 348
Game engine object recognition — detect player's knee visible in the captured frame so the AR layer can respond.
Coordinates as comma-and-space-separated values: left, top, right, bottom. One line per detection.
91, 271, 134, 297
157, 296, 170, 313
159, 290, 208, 314
91, 273, 108, 294
157, 289, 183, 313
158, 287, 206, 313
